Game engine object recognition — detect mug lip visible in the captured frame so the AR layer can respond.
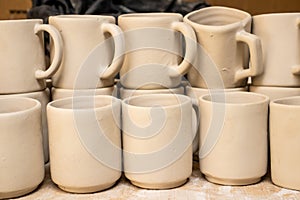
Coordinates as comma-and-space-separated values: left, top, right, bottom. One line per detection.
271, 96, 300, 107
253, 12, 300, 19
0, 97, 40, 116
186, 85, 248, 92
51, 86, 114, 93
47, 95, 120, 111
200, 91, 269, 106
184, 6, 251, 31
250, 85, 300, 91
122, 93, 191, 109
0, 19, 43, 24
49, 14, 115, 21
118, 12, 183, 21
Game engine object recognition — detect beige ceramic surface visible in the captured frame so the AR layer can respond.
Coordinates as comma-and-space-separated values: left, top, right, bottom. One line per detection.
0, 97, 44, 199
0, 19, 62, 94
186, 86, 248, 154
49, 15, 124, 89
11, 162, 300, 200
0, 89, 50, 163
199, 92, 269, 185
47, 96, 122, 193
270, 96, 300, 190
184, 6, 263, 89
250, 85, 300, 101
122, 94, 194, 189
51, 86, 116, 100
119, 86, 184, 99
252, 13, 300, 87
118, 13, 196, 89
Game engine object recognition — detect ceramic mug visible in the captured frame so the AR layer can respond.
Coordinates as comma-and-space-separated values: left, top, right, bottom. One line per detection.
47, 96, 122, 193
118, 13, 196, 89
186, 86, 248, 154
250, 86, 300, 101
49, 15, 125, 89
119, 86, 184, 99
0, 97, 44, 199
122, 94, 196, 189
270, 96, 300, 190
0, 19, 62, 94
1, 89, 50, 163
199, 92, 269, 185
51, 86, 117, 100
252, 13, 300, 87
184, 6, 263, 88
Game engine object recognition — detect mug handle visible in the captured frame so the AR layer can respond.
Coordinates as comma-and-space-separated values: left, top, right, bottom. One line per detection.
99, 23, 125, 80
169, 21, 197, 77
34, 24, 63, 79
234, 30, 263, 82
291, 18, 300, 75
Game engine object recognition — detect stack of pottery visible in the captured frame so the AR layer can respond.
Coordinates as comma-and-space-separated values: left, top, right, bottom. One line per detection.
117, 13, 196, 99
183, 6, 263, 154
48, 15, 124, 100
249, 13, 300, 100
0, 19, 64, 163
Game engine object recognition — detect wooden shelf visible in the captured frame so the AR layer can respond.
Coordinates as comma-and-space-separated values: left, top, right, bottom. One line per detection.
16, 161, 300, 200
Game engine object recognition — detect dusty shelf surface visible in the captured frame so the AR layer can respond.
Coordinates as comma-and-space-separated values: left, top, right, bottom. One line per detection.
16, 161, 300, 200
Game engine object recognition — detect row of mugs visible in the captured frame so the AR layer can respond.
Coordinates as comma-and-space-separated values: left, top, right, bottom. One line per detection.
2, 6, 300, 95
2, 91, 300, 198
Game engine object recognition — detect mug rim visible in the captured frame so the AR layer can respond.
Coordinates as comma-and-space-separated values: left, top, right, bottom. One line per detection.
184, 6, 251, 31
0, 97, 40, 116
47, 95, 120, 111
118, 12, 183, 19
253, 12, 300, 19
122, 93, 191, 109
200, 91, 269, 106
271, 96, 300, 107
0, 19, 43, 24
49, 14, 115, 21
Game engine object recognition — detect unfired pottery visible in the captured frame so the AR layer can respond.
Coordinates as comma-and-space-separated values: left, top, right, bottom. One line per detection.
0, 97, 44, 199
51, 86, 116, 100
250, 86, 300, 101
252, 13, 300, 87
0, 89, 50, 163
184, 6, 263, 89
0, 19, 62, 94
49, 15, 124, 89
122, 94, 195, 189
186, 86, 248, 154
199, 92, 269, 185
118, 13, 196, 89
47, 96, 122, 193
270, 96, 300, 190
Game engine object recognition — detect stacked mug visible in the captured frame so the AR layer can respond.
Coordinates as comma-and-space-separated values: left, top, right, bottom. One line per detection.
249, 13, 300, 101
0, 19, 63, 198
48, 15, 124, 100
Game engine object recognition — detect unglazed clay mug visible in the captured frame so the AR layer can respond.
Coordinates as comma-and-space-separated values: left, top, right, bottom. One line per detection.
199, 92, 269, 185
118, 13, 196, 89
252, 13, 300, 87
270, 96, 300, 190
186, 86, 248, 154
184, 6, 263, 88
51, 86, 117, 100
49, 15, 125, 89
119, 86, 184, 99
122, 94, 196, 189
0, 97, 44, 199
47, 96, 121, 193
250, 86, 300, 101
1, 89, 50, 163
0, 19, 62, 94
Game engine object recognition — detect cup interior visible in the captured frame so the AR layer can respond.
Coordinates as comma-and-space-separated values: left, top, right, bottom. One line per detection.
272, 97, 300, 106
0, 98, 38, 114
124, 94, 189, 108
202, 92, 268, 105
186, 7, 250, 26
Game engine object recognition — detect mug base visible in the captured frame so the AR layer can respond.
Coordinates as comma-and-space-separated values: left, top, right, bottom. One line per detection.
205, 175, 261, 186
57, 181, 116, 194
130, 179, 187, 189
0, 185, 38, 199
